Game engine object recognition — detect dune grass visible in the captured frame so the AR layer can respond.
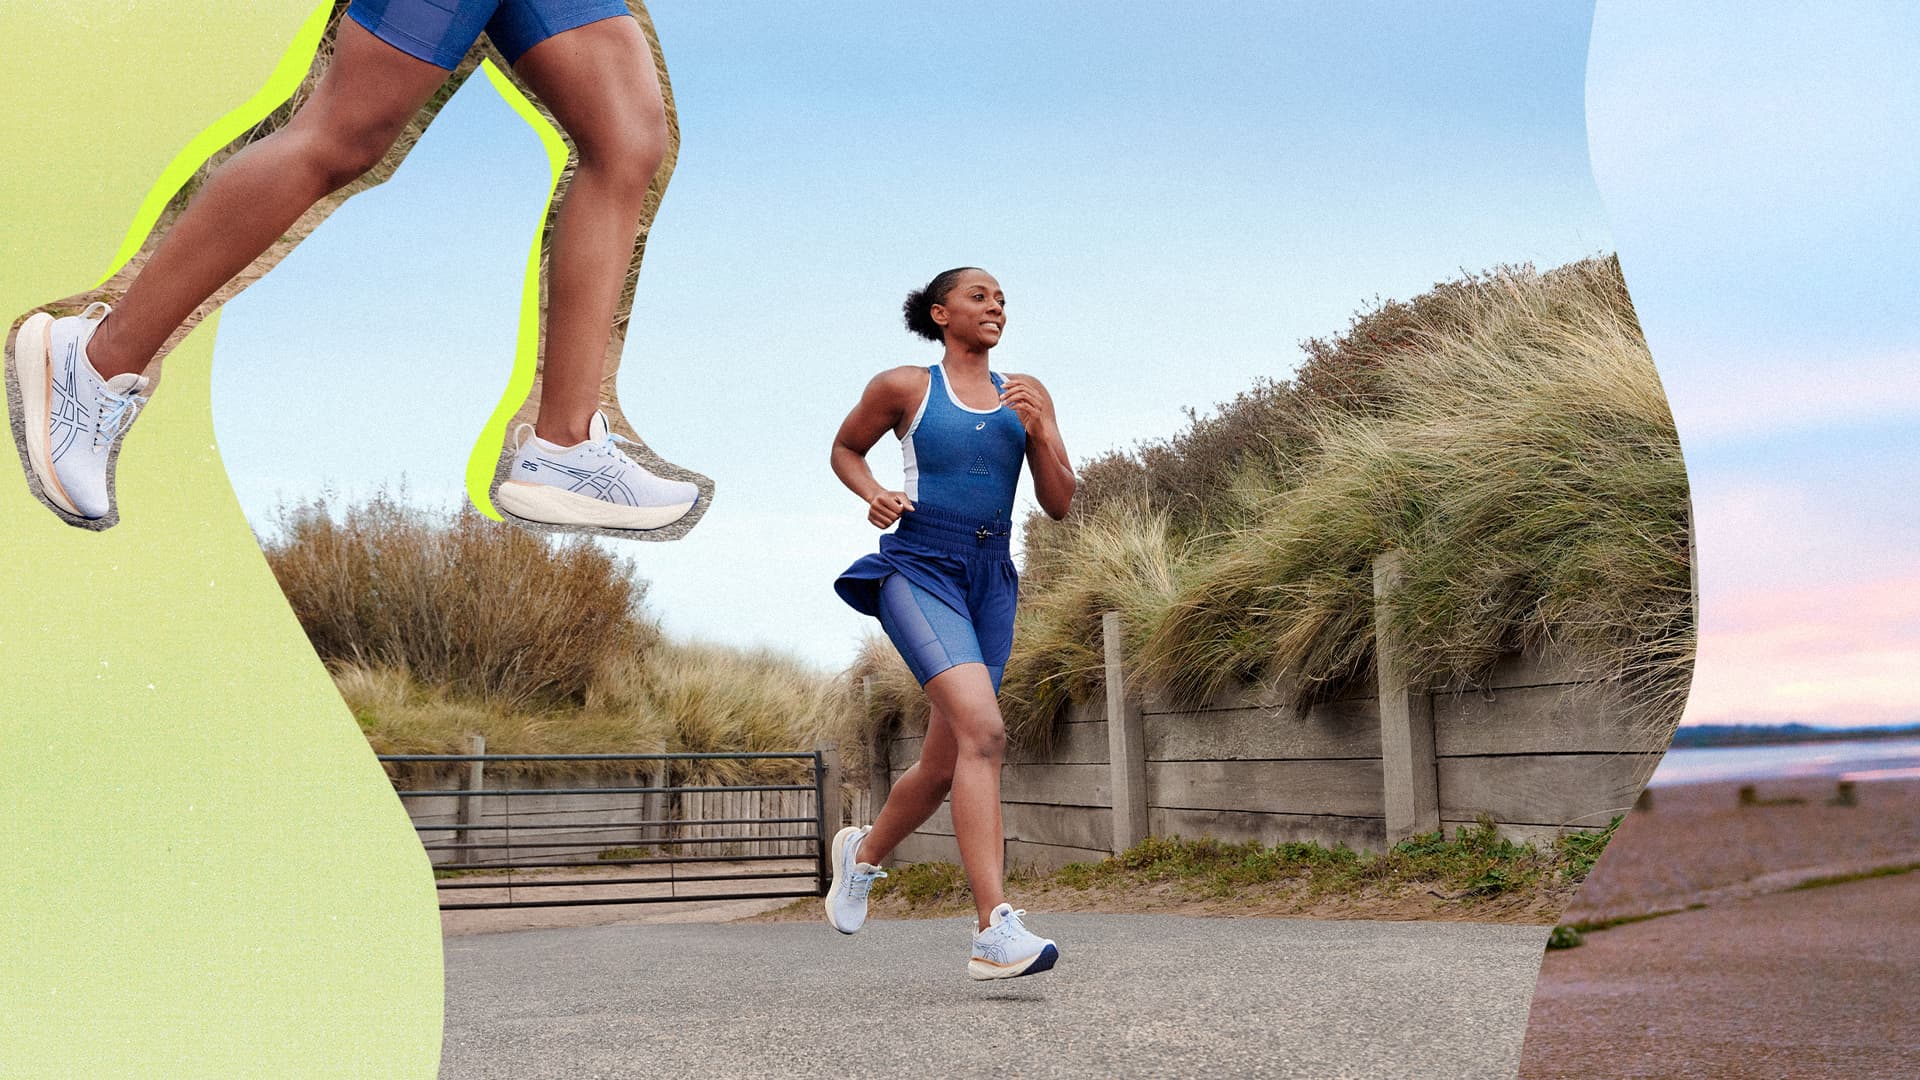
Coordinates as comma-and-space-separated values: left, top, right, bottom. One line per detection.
859, 256, 1693, 746
261, 495, 858, 784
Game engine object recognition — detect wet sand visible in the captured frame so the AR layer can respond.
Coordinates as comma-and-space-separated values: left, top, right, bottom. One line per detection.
1519, 774, 1920, 1078
1562, 775, 1920, 925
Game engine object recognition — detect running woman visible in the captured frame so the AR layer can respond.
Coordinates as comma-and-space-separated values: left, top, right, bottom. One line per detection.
9, 1, 697, 531
824, 267, 1075, 980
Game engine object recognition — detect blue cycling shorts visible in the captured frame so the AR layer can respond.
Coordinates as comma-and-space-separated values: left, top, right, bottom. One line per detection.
347, 0, 631, 69
836, 504, 1020, 693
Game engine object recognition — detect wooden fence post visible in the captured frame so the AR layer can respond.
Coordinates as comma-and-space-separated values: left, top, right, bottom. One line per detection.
643, 738, 669, 849
1104, 612, 1150, 854
817, 739, 845, 834
1374, 552, 1440, 842
863, 675, 892, 813
456, 733, 485, 866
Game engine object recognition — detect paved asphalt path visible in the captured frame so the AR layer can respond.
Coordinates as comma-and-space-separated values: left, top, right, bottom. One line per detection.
441, 914, 1549, 1079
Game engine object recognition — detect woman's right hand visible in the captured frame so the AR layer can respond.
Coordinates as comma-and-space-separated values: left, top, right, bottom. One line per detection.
868, 491, 915, 528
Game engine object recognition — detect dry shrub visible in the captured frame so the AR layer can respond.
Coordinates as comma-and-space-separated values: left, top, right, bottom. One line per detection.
263, 492, 654, 711
277, 498, 859, 784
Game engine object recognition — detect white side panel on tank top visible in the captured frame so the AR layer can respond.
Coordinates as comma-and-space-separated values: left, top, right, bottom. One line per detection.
899, 366, 934, 502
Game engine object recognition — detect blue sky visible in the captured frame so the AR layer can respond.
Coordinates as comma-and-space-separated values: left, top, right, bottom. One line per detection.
1586, 1, 1920, 727
215, 3, 1612, 673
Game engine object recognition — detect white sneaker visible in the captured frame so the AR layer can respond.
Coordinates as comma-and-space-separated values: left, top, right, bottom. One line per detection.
495, 410, 698, 531
11, 303, 150, 520
968, 903, 1058, 980
824, 825, 887, 934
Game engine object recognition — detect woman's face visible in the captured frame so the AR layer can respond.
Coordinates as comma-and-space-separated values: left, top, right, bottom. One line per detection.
932, 270, 1006, 350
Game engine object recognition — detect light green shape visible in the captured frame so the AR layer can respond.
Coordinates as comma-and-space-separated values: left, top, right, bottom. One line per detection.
464, 58, 570, 520
0, 4, 443, 1078
94, 2, 335, 288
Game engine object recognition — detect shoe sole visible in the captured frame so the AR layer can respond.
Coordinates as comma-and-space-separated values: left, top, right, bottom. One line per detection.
11, 313, 82, 516
968, 942, 1059, 981
496, 480, 695, 531
823, 825, 865, 934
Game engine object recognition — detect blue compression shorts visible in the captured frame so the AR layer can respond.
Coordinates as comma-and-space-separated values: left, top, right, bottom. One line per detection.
347, 0, 631, 69
837, 504, 1020, 694
877, 574, 1005, 692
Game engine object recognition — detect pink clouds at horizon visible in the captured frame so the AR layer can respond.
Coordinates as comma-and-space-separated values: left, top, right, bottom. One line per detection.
1685, 574, 1920, 728
1676, 473, 1920, 730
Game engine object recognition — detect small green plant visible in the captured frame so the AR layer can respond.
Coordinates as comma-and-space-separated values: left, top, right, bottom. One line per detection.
1554, 817, 1622, 881
1546, 925, 1584, 949
870, 860, 970, 906
1016, 827, 1557, 907
598, 846, 657, 861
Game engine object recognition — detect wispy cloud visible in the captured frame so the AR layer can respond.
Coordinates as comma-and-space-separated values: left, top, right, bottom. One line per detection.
1663, 351, 1920, 442
1687, 574, 1920, 726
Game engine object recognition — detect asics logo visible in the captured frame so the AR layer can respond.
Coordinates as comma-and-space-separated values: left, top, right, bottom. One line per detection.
974, 421, 986, 430
519, 461, 538, 472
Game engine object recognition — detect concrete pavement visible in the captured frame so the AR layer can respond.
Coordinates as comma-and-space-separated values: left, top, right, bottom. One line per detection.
441, 913, 1550, 1079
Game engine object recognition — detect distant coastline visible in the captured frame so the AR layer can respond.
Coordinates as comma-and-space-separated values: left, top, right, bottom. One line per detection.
1670, 723, 1920, 749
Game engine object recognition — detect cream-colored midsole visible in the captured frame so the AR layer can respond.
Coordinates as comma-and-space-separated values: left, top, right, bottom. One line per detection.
496, 479, 693, 531
12, 314, 78, 515
967, 953, 1041, 980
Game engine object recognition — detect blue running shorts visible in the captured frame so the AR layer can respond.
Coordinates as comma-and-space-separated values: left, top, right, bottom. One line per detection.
836, 503, 1020, 693
877, 574, 1005, 691
347, 0, 632, 69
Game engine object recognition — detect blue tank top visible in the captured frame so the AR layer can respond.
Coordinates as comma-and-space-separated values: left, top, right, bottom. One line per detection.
900, 363, 1027, 523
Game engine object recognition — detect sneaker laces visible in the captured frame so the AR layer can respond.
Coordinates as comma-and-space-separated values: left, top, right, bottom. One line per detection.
582, 431, 645, 469
92, 388, 145, 449
846, 864, 887, 902
985, 908, 1033, 939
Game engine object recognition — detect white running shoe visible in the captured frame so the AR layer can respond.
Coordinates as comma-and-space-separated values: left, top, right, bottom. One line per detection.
495, 410, 698, 531
968, 903, 1058, 980
12, 303, 151, 520
824, 825, 887, 934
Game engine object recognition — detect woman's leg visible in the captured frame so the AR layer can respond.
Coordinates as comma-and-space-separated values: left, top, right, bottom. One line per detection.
86, 18, 450, 380
856, 705, 958, 865
918, 663, 1010, 930
505, 17, 667, 446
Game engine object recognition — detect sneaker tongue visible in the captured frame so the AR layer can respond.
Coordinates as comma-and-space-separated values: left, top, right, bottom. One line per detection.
990, 903, 1015, 926
589, 410, 611, 442
104, 372, 150, 397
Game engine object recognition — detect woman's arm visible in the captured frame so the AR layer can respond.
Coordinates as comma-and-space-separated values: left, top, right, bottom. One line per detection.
831, 366, 925, 528
1000, 374, 1075, 520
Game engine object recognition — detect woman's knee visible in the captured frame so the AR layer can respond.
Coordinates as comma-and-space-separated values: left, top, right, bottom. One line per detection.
574, 105, 667, 201
951, 707, 1006, 760
301, 121, 402, 192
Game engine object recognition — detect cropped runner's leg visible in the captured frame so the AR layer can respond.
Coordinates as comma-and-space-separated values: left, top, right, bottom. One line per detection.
86, 16, 451, 379
502, 9, 665, 445
860, 574, 985, 865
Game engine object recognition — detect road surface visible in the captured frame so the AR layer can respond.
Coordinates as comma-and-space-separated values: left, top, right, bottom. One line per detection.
442, 913, 1549, 1079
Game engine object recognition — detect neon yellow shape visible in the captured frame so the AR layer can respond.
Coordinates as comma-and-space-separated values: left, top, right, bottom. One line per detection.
95, 1, 336, 289
465, 59, 570, 519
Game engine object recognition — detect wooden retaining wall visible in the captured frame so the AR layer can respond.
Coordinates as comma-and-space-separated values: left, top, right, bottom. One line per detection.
876, 552, 1670, 872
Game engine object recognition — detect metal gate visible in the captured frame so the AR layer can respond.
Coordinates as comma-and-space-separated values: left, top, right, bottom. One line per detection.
379, 750, 833, 910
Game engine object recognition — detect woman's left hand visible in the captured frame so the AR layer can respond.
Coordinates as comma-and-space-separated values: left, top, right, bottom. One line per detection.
999, 376, 1056, 435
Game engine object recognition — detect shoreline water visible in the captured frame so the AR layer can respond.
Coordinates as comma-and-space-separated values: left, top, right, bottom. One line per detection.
1647, 734, 1920, 787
